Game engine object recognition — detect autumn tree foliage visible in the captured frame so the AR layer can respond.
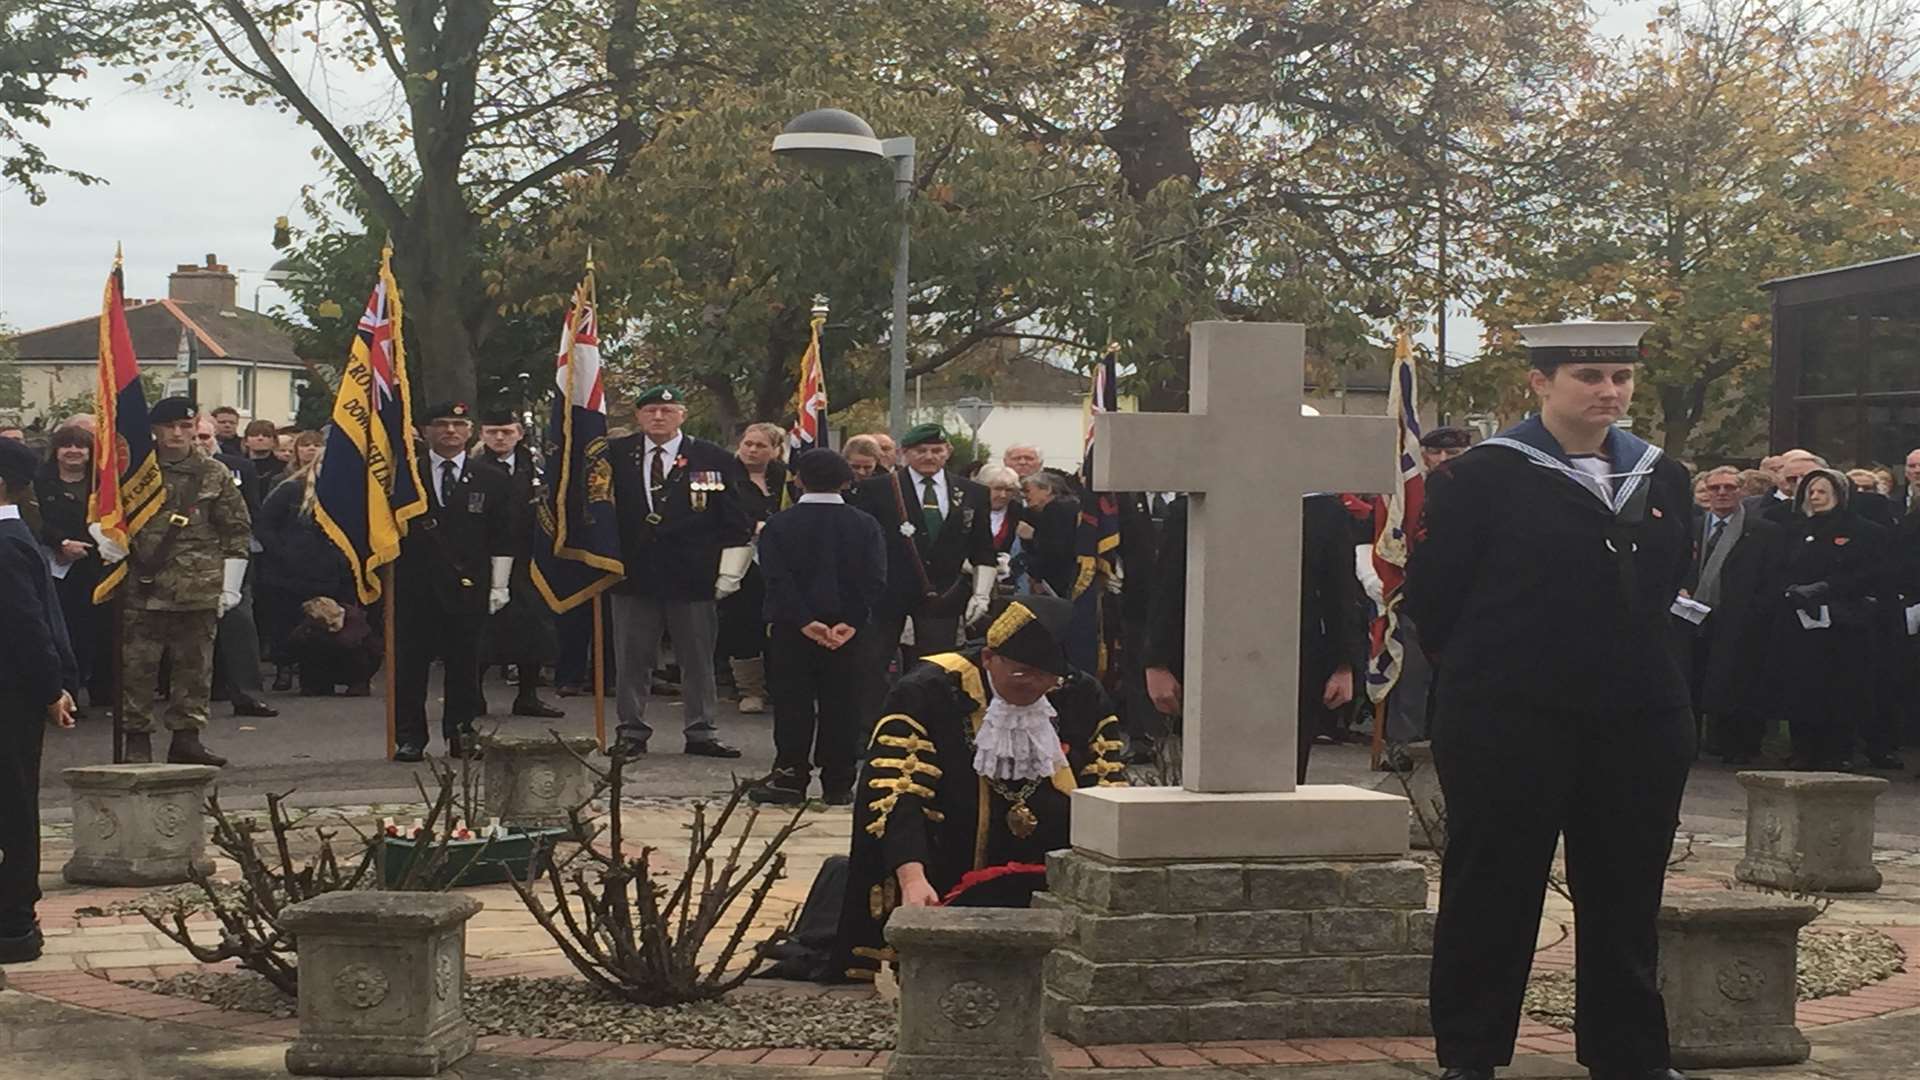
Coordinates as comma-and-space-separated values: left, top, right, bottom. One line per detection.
1474, 0, 1920, 457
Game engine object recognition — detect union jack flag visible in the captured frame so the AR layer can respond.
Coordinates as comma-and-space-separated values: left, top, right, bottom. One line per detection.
789, 311, 828, 454
1366, 328, 1424, 702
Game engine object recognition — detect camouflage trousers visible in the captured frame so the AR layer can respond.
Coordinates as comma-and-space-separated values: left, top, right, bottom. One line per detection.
121, 608, 218, 734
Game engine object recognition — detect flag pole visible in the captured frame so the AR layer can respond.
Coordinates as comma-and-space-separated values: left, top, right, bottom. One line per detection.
591, 595, 606, 751
1370, 697, 1387, 771
111, 596, 125, 764
384, 565, 397, 761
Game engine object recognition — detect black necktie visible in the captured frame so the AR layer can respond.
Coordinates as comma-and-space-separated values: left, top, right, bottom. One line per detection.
650, 447, 667, 506
1701, 517, 1725, 568
439, 460, 457, 507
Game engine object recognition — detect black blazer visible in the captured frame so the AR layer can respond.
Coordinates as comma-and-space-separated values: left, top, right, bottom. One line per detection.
256, 478, 355, 602
852, 467, 996, 618
0, 515, 75, 704
473, 445, 543, 560
1405, 444, 1694, 712
609, 434, 753, 604
1142, 494, 1365, 688
396, 454, 514, 615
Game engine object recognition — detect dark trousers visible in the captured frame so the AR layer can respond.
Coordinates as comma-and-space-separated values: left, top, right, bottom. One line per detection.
52, 565, 106, 701
766, 623, 861, 788
717, 566, 768, 661
393, 597, 483, 747
1429, 700, 1692, 1072
0, 693, 47, 929
213, 568, 264, 699
859, 610, 959, 725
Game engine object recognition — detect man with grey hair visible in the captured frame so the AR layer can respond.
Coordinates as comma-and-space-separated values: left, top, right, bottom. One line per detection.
1002, 444, 1043, 480
1682, 466, 1782, 763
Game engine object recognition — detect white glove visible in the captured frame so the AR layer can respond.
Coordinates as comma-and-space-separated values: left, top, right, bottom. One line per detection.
218, 559, 247, 617
964, 564, 996, 626
995, 551, 1012, 583
89, 523, 127, 565
488, 556, 512, 615
714, 545, 752, 600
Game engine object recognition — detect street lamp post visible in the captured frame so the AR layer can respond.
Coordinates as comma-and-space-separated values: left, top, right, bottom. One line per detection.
772, 108, 916, 441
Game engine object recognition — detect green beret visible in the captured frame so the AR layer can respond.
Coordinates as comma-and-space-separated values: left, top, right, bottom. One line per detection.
634, 385, 686, 408
901, 422, 949, 448
148, 397, 197, 425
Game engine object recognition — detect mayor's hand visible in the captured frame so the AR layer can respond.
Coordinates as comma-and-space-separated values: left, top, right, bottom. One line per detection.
1146, 666, 1182, 716
1322, 665, 1355, 710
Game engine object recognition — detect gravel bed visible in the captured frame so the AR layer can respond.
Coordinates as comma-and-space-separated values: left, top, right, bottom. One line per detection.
132, 972, 898, 1049
87, 882, 250, 919
1525, 923, 1906, 1030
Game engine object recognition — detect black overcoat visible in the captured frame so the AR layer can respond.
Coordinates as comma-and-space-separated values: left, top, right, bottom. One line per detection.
608, 434, 753, 604
396, 456, 514, 616
851, 467, 995, 618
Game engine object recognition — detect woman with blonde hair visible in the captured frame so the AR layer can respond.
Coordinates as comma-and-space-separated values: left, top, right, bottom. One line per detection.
719, 422, 790, 713
256, 435, 359, 693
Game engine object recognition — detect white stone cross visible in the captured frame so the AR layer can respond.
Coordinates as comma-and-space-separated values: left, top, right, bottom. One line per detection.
1095, 322, 1396, 794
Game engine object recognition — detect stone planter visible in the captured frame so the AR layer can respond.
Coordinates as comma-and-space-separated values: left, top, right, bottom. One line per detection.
377, 826, 565, 890
479, 734, 598, 828
1658, 891, 1817, 1067
1734, 771, 1887, 893
61, 764, 218, 886
886, 905, 1068, 1079
283, 892, 482, 1077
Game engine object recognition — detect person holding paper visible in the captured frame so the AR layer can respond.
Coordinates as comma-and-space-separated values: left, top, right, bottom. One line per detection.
1682, 466, 1785, 765
1770, 468, 1892, 770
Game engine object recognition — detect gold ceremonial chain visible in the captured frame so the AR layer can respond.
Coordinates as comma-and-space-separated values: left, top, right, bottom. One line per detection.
987, 776, 1044, 839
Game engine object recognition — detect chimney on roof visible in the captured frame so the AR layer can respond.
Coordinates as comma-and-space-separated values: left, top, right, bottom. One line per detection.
168, 253, 237, 308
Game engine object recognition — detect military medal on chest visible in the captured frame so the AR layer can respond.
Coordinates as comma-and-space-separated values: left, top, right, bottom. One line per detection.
690, 468, 722, 511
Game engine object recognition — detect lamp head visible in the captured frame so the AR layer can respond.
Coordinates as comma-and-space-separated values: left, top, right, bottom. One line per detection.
772, 108, 886, 169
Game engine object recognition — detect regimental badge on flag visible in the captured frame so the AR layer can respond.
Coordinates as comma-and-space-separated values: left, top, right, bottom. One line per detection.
312, 245, 427, 604
1366, 327, 1425, 703
788, 310, 829, 456
1069, 343, 1124, 677
530, 259, 624, 612
89, 246, 163, 603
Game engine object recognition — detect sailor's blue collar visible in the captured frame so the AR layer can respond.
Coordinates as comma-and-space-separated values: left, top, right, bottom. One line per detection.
1481, 415, 1664, 513
1489, 415, 1656, 470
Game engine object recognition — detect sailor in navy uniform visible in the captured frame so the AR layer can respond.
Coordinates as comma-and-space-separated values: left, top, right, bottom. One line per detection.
1406, 323, 1693, 1080
605, 385, 754, 759
392, 401, 514, 762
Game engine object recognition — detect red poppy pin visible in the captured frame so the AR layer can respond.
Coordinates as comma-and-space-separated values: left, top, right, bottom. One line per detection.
1651, 507, 1664, 518
674, 455, 688, 470
1834, 536, 1850, 546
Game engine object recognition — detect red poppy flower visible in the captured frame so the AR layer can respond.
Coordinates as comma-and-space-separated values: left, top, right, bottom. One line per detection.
1835, 536, 1851, 546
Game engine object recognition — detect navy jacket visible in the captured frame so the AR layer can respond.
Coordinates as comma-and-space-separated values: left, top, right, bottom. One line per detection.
758, 499, 888, 628
609, 434, 754, 603
0, 514, 76, 704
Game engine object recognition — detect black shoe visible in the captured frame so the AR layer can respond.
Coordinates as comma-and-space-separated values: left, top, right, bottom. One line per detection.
123, 732, 153, 763
0, 924, 44, 964
166, 730, 228, 767
1439, 1069, 1494, 1080
748, 772, 809, 805
685, 739, 742, 759
394, 744, 425, 763
822, 781, 854, 806
1867, 752, 1905, 770
512, 695, 565, 719
271, 668, 294, 692
232, 696, 279, 718
605, 736, 649, 760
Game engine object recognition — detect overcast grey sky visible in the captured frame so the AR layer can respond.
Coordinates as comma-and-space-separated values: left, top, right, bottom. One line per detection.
1, 3, 1660, 355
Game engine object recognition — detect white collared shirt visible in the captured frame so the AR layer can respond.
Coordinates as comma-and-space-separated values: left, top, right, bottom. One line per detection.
910, 466, 950, 516
643, 432, 685, 513
429, 450, 467, 506
797, 493, 845, 505
0, 505, 19, 521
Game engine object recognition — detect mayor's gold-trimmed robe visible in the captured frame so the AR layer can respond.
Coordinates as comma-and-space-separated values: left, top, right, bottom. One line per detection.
835, 648, 1126, 980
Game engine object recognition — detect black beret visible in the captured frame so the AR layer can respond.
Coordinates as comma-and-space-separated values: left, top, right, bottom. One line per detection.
1419, 426, 1473, 450
420, 401, 472, 423
981, 595, 1076, 677
147, 397, 197, 425
478, 405, 520, 426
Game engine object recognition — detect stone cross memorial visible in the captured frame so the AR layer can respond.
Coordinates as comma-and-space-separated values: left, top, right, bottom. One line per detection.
1075, 321, 1410, 859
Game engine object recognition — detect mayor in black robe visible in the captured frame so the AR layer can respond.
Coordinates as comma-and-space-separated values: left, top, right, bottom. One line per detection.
1405, 323, 1693, 1080
835, 595, 1127, 982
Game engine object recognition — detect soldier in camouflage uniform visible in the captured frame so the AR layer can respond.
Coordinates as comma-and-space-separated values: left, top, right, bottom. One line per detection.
96, 397, 252, 766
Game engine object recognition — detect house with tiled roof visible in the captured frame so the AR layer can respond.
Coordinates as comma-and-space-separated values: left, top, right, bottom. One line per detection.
5, 255, 308, 426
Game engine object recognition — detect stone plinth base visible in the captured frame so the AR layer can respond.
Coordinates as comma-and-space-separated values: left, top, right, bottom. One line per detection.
1068, 785, 1411, 861
885, 906, 1068, 1079
1734, 771, 1887, 893
61, 764, 218, 885
283, 892, 482, 1077
1658, 891, 1816, 1067
480, 734, 598, 827
1040, 850, 1434, 1044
